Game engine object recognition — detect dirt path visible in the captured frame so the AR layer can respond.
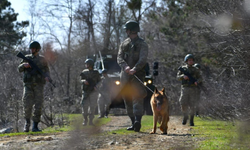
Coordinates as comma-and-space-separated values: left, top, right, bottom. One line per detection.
0, 115, 197, 150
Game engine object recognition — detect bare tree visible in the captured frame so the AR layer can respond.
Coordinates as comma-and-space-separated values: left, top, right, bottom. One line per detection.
102, 0, 113, 53
124, 0, 156, 23
75, 0, 98, 55
37, 0, 80, 97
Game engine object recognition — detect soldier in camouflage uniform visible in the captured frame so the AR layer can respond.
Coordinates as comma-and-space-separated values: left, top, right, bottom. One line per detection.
18, 41, 50, 132
97, 69, 112, 118
117, 20, 148, 132
80, 58, 101, 126
177, 54, 202, 126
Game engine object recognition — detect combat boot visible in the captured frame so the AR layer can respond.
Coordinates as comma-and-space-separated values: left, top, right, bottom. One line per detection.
127, 117, 135, 130
83, 116, 88, 126
98, 112, 104, 118
23, 119, 30, 132
196, 109, 199, 117
89, 119, 94, 126
190, 115, 195, 126
196, 111, 199, 117
182, 114, 188, 125
32, 122, 42, 132
105, 110, 109, 118
134, 115, 142, 132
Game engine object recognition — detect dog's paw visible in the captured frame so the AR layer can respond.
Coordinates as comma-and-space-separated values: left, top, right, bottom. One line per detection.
161, 132, 167, 135
149, 131, 155, 134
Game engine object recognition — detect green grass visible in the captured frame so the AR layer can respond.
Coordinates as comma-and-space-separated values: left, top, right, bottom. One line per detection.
1, 114, 250, 150
0, 114, 111, 137
104, 115, 250, 149
192, 117, 250, 150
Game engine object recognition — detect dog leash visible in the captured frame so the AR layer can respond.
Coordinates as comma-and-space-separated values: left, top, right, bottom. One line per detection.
133, 75, 154, 93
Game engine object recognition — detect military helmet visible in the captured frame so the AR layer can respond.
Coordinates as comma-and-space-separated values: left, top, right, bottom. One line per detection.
184, 54, 195, 62
102, 69, 108, 74
85, 58, 94, 66
124, 20, 140, 32
194, 63, 201, 69
29, 41, 41, 50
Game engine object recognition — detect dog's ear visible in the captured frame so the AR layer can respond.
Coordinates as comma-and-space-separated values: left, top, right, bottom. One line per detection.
154, 87, 158, 93
161, 87, 165, 93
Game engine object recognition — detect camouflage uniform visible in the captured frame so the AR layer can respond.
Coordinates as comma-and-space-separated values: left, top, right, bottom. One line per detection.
80, 69, 101, 124
117, 36, 148, 122
97, 75, 112, 117
18, 54, 49, 123
177, 64, 202, 125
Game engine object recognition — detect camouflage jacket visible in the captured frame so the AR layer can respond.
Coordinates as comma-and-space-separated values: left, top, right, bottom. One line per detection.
80, 69, 101, 92
18, 54, 49, 85
177, 64, 202, 87
117, 36, 148, 80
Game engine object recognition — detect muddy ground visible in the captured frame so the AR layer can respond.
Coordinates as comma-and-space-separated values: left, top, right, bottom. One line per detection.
0, 115, 200, 150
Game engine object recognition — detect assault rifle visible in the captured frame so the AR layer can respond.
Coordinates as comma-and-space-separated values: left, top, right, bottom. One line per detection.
178, 66, 208, 95
178, 67, 197, 85
80, 72, 98, 91
86, 78, 97, 91
17, 52, 56, 87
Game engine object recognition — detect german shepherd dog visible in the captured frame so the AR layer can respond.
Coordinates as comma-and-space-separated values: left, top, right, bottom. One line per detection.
150, 87, 169, 134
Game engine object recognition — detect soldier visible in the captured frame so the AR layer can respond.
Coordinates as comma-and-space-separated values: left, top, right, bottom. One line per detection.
18, 41, 50, 132
117, 20, 148, 132
80, 58, 101, 126
97, 69, 112, 118
177, 54, 202, 126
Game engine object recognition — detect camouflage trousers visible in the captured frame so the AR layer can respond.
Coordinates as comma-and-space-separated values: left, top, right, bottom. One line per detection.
97, 93, 111, 116
179, 86, 197, 115
121, 80, 147, 117
81, 90, 98, 120
22, 84, 44, 122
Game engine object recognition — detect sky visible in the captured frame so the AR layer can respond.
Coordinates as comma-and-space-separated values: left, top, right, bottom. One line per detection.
9, 0, 28, 22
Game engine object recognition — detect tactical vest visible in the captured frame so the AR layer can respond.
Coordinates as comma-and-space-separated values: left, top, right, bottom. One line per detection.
180, 65, 199, 86
22, 55, 48, 84
80, 69, 100, 92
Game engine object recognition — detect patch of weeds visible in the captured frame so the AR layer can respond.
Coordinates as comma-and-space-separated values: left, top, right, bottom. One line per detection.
192, 117, 250, 149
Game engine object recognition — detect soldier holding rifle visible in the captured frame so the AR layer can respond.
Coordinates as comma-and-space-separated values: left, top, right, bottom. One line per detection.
17, 41, 50, 132
177, 54, 202, 126
80, 58, 101, 126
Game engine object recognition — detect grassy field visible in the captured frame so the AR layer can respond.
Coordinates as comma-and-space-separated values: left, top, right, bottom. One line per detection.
1, 114, 250, 149
97, 115, 250, 149
191, 117, 250, 150
0, 114, 111, 137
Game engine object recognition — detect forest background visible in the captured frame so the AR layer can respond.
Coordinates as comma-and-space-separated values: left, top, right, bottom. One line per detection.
1, 0, 250, 132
